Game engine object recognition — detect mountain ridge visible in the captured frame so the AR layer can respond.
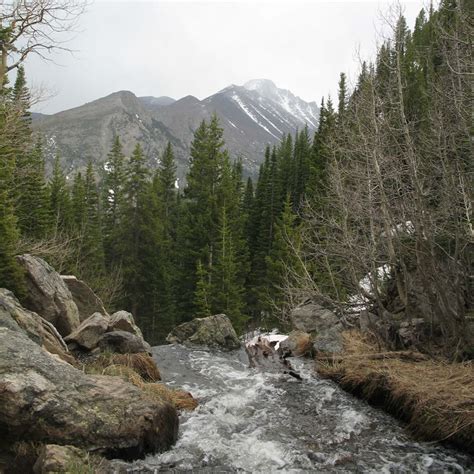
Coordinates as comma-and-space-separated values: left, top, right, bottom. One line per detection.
33, 80, 319, 179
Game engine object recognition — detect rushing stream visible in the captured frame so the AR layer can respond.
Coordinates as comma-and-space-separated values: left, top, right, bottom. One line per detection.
126, 343, 473, 473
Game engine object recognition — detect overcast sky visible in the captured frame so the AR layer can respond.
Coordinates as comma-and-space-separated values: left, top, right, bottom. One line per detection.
28, 0, 427, 114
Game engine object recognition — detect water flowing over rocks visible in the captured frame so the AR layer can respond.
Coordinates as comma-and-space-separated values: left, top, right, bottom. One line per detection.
125, 344, 473, 472
61, 275, 108, 322
17, 254, 80, 337
166, 314, 241, 350
245, 333, 302, 380
0, 315, 178, 459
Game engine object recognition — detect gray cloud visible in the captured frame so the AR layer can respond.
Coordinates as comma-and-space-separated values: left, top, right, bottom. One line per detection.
28, 0, 427, 114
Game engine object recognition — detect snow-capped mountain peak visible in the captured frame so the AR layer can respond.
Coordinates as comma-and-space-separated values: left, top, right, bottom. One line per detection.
243, 79, 319, 129
244, 79, 278, 96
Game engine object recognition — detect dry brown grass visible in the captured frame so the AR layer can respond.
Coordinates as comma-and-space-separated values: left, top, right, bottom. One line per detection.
83, 356, 197, 412
142, 384, 199, 411
291, 331, 313, 357
91, 352, 161, 382
317, 331, 474, 454
101, 364, 146, 387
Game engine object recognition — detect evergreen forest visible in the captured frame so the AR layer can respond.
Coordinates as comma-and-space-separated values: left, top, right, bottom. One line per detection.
0, 0, 472, 351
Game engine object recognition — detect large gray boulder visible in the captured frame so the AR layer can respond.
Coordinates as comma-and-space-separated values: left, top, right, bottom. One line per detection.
166, 314, 241, 351
99, 330, 152, 355
17, 254, 80, 337
0, 318, 178, 459
291, 300, 338, 333
61, 275, 108, 322
290, 301, 343, 354
109, 310, 143, 338
311, 325, 344, 354
64, 312, 109, 351
0, 288, 74, 364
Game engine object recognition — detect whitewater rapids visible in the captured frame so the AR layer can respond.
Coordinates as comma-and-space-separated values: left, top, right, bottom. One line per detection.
125, 344, 473, 473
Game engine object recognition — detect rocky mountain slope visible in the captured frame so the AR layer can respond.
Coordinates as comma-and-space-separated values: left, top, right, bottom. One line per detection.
33, 79, 319, 179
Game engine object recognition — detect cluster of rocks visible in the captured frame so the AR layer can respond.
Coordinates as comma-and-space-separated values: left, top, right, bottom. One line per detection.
0, 254, 179, 473
282, 297, 450, 359
65, 310, 151, 357
17, 254, 152, 358
166, 313, 241, 351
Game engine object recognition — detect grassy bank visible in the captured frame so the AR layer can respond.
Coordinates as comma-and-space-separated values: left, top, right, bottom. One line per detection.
83, 352, 199, 412
316, 331, 474, 454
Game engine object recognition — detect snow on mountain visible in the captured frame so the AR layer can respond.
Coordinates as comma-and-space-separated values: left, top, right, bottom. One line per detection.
243, 79, 319, 128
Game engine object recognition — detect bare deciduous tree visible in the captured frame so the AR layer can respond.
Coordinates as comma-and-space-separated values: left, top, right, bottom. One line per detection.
285, 3, 473, 355
0, 0, 86, 84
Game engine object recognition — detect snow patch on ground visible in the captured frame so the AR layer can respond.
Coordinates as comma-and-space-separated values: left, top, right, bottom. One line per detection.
348, 264, 392, 312
246, 333, 288, 351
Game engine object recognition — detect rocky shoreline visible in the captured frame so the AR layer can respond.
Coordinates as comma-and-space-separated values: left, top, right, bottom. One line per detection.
0, 255, 191, 473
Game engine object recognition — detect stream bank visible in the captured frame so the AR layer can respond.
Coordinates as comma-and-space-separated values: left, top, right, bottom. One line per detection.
316, 330, 474, 455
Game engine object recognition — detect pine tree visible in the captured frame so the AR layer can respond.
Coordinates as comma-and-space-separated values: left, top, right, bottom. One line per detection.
102, 136, 126, 269
211, 206, 246, 331
277, 133, 294, 203
292, 125, 312, 210
71, 172, 86, 230
242, 177, 254, 245
308, 97, 336, 203
0, 130, 24, 295
119, 143, 161, 337
15, 139, 50, 239
264, 194, 300, 327
156, 142, 177, 219
0, 185, 24, 296
11, 65, 31, 146
194, 260, 212, 318
337, 72, 348, 125
177, 115, 227, 321
10, 67, 49, 240
151, 142, 179, 337
82, 162, 104, 273
0, 58, 24, 295
49, 154, 71, 232
246, 150, 270, 318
